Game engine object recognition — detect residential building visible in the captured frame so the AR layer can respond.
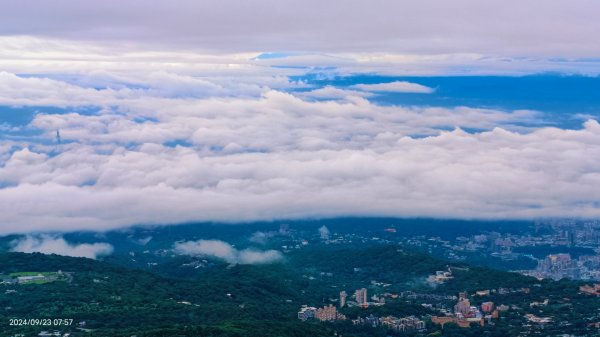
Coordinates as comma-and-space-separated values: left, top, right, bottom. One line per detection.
339, 290, 347, 307
315, 304, 346, 322
580, 283, 600, 296
297, 305, 317, 321
481, 301, 494, 313
454, 298, 471, 315
380, 315, 425, 333
354, 288, 368, 307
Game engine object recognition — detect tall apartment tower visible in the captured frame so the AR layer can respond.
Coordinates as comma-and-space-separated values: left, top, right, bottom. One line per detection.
339, 290, 347, 307
354, 288, 368, 307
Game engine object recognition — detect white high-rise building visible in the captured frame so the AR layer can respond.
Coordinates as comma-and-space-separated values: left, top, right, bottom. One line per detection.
354, 288, 368, 307
340, 290, 347, 307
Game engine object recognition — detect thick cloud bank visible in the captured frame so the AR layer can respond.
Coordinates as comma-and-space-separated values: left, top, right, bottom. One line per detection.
10, 235, 114, 259
0, 54, 599, 234
2, 3, 600, 235
172, 240, 283, 265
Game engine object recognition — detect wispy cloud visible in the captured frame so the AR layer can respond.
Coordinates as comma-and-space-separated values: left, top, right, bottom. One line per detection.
351, 81, 435, 94
10, 235, 114, 259
298, 86, 374, 100
318, 226, 330, 240
249, 231, 276, 245
172, 240, 283, 264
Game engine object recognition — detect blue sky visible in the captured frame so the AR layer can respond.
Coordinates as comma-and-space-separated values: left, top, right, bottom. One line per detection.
294, 74, 600, 130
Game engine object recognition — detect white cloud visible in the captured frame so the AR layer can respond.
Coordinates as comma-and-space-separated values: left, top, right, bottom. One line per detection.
351, 81, 435, 94
1, 120, 600, 234
135, 236, 153, 246
10, 235, 114, 259
11, 84, 539, 151
298, 86, 374, 100
2, 36, 600, 79
249, 231, 276, 245
0, 71, 129, 107
172, 239, 283, 264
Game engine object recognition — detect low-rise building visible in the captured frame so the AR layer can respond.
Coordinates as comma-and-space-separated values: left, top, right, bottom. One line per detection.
496, 304, 510, 311
297, 305, 317, 321
427, 270, 453, 284
525, 314, 552, 325
17, 274, 46, 283
356, 315, 425, 333
431, 316, 484, 328
481, 301, 494, 313
580, 283, 600, 296
475, 290, 490, 296
352, 314, 379, 327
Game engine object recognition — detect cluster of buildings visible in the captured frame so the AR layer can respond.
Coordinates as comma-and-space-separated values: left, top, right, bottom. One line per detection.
400, 219, 600, 281
427, 269, 453, 284
399, 291, 456, 301
297, 304, 346, 322
289, 221, 600, 333
431, 293, 500, 328
525, 314, 552, 325
37, 332, 70, 337
0, 271, 63, 285
339, 288, 383, 308
580, 283, 600, 296
298, 287, 381, 323
299, 285, 570, 333
527, 253, 600, 280
353, 315, 426, 333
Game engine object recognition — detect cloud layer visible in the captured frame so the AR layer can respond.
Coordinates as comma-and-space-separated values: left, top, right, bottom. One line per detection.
1, 1, 600, 57
0, 3, 598, 236
172, 240, 283, 265
0, 29, 598, 237
10, 235, 114, 259
0, 64, 599, 234
2, 37, 599, 78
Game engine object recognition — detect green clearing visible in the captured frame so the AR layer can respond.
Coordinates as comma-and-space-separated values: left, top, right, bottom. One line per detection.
9, 271, 57, 277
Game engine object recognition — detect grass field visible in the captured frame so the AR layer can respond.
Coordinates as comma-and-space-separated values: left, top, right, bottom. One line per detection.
6, 271, 64, 284
9, 271, 57, 277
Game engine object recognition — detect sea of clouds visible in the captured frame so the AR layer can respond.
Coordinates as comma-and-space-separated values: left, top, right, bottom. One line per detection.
0, 38, 599, 236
